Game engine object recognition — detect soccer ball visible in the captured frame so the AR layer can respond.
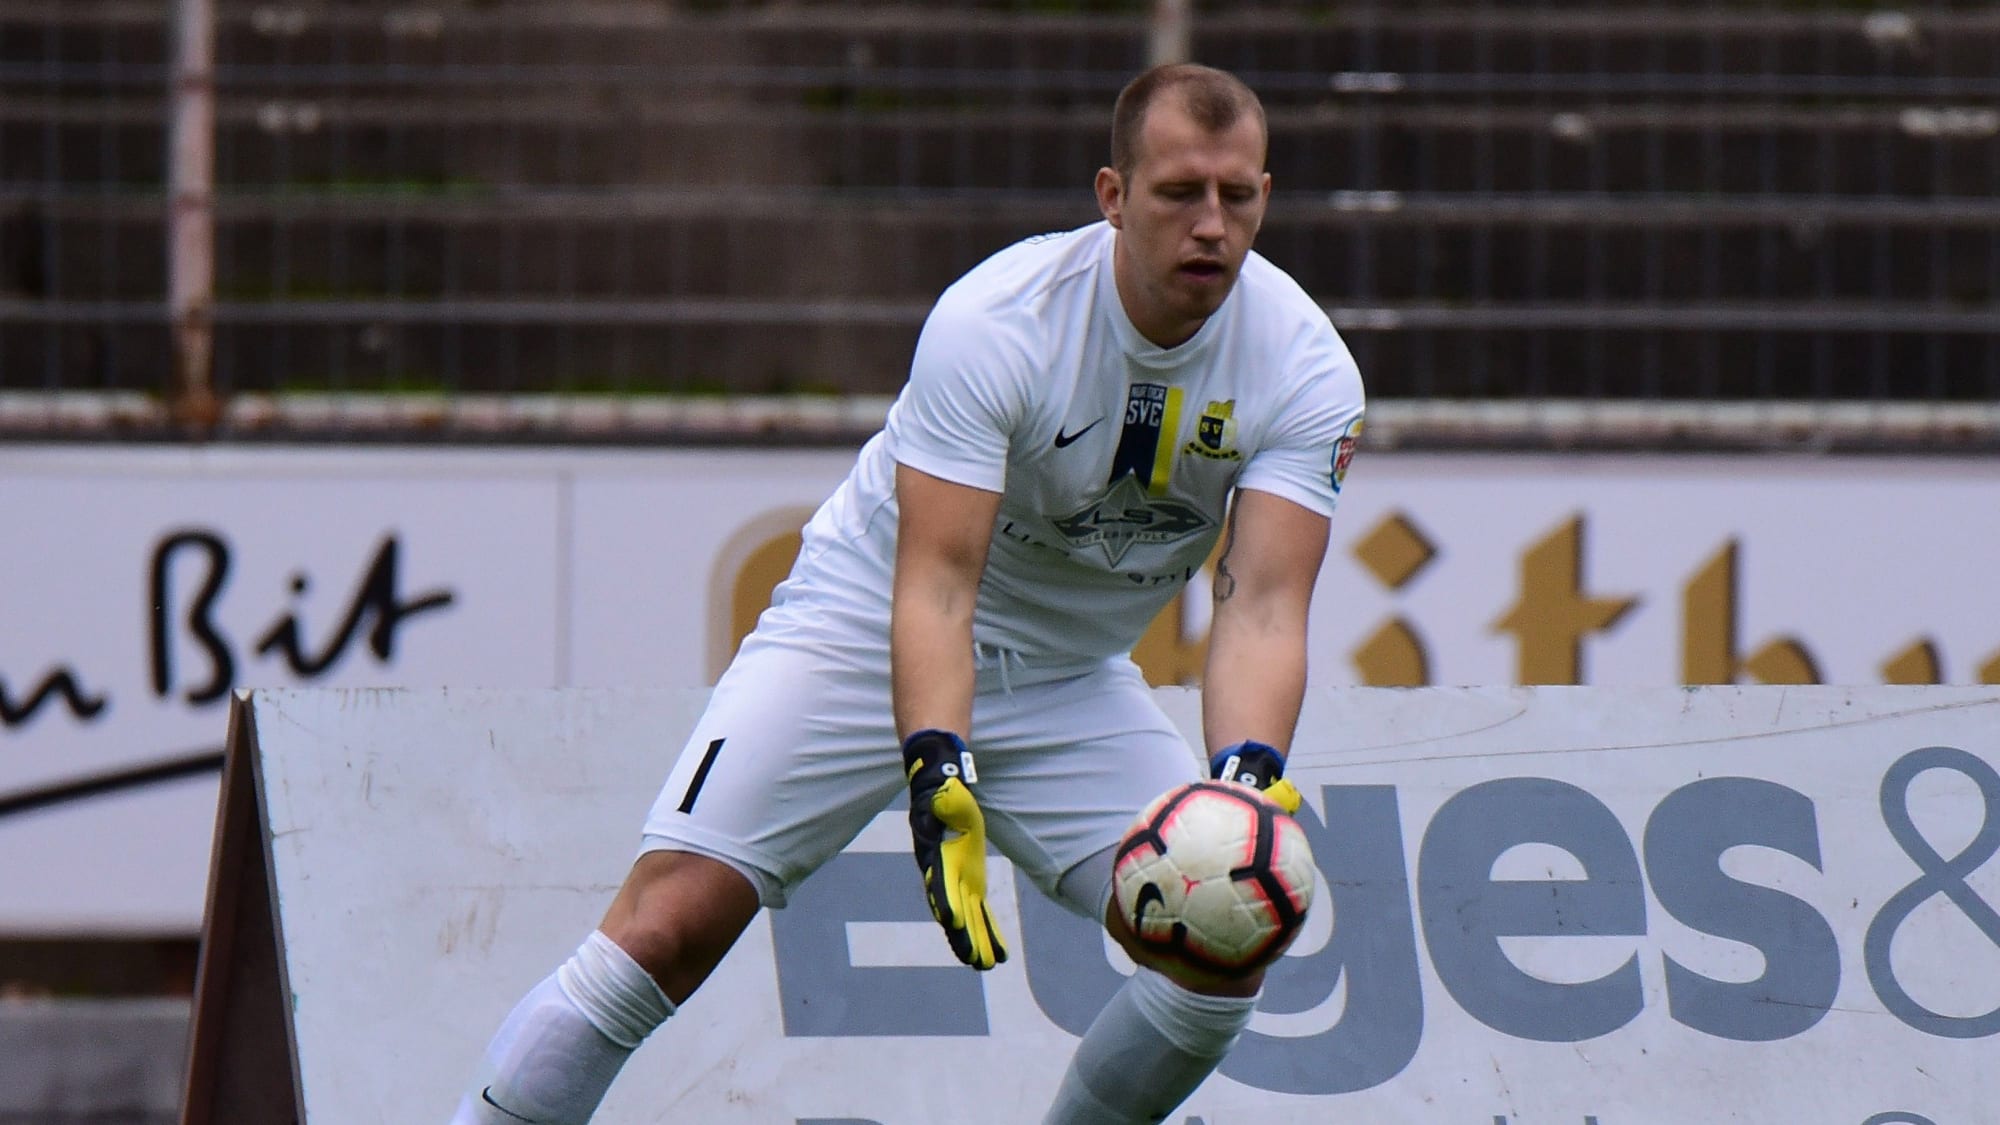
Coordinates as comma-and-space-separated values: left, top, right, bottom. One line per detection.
1111, 781, 1317, 979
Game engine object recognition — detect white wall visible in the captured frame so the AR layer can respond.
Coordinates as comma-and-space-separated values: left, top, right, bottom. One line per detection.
3, 446, 1998, 933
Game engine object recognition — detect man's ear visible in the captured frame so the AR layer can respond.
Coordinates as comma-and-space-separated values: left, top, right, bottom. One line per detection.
1094, 167, 1124, 229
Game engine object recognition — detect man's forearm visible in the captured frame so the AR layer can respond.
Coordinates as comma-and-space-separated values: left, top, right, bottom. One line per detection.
1200, 611, 1307, 755
891, 582, 979, 740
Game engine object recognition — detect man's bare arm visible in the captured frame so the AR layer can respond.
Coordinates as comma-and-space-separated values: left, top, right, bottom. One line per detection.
1201, 488, 1331, 756
891, 463, 1004, 740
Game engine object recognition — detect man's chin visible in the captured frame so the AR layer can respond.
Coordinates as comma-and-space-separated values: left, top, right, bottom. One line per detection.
1175, 289, 1230, 322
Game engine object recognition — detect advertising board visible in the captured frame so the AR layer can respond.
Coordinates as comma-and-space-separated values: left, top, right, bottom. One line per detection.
195, 685, 2000, 1124
3, 447, 1997, 932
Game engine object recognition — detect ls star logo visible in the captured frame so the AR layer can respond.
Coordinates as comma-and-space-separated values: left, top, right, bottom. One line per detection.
1051, 474, 1213, 566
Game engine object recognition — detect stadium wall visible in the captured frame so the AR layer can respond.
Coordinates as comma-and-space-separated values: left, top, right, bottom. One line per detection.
4, 445, 1999, 937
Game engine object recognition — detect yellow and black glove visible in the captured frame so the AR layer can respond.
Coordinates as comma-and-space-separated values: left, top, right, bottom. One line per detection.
1210, 740, 1304, 815
902, 729, 1008, 970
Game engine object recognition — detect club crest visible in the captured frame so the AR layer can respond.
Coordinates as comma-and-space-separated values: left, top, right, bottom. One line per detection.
1183, 399, 1242, 461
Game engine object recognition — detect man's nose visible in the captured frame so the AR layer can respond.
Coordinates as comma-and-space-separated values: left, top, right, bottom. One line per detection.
1191, 186, 1226, 240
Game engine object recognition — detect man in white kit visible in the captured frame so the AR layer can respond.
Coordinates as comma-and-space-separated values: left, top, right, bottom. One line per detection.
454, 62, 1366, 1124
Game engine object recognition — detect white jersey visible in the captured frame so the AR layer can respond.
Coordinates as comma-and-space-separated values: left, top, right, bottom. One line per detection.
758, 220, 1366, 671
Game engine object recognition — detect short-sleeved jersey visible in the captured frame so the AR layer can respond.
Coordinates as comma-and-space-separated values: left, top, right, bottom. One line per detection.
757, 220, 1365, 670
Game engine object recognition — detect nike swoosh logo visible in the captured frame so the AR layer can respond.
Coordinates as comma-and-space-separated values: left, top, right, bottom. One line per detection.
1053, 418, 1103, 448
482, 1087, 541, 1123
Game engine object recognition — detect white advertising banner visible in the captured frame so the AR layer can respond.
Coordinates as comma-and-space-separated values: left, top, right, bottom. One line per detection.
237, 685, 2000, 1125
2, 446, 1998, 933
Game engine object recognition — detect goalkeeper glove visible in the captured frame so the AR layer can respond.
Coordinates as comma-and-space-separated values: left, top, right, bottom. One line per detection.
1210, 739, 1303, 816
902, 729, 1008, 970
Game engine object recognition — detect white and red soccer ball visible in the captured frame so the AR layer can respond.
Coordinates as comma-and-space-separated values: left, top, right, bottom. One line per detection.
1111, 780, 1318, 978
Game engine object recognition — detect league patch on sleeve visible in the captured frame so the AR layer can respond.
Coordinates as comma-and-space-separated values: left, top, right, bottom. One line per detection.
1331, 416, 1363, 493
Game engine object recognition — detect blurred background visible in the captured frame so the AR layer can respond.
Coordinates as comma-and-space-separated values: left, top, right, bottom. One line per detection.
9, 0, 1999, 443
4, 1, 1997, 1120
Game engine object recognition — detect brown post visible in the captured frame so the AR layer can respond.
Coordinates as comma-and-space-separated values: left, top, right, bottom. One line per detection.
168, 0, 220, 434
1148, 0, 1192, 66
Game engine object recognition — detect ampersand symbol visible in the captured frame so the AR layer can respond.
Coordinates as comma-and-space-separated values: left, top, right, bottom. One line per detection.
1865, 745, 2000, 1038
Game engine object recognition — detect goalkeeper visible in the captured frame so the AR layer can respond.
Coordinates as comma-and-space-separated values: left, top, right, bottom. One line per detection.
453, 61, 1364, 1125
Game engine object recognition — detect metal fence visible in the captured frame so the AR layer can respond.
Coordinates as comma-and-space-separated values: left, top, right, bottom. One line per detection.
3, 0, 1998, 447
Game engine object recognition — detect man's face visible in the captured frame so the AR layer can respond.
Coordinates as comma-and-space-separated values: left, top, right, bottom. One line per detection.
1096, 95, 1271, 347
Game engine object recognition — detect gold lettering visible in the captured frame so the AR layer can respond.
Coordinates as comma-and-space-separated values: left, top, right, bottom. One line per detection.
716, 508, 1984, 692
709, 509, 814, 682
1493, 515, 1637, 684
1681, 539, 1821, 684
1741, 639, 1821, 685
1354, 620, 1429, 686
1881, 640, 1943, 685
1353, 513, 1435, 588
1682, 542, 1736, 684
1349, 512, 1437, 685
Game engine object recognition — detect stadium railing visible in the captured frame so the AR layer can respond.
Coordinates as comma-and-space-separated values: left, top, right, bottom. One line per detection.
2, 0, 1996, 449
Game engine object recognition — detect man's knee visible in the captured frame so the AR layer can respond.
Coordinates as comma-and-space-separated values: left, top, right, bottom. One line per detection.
599, 849, 761, 1003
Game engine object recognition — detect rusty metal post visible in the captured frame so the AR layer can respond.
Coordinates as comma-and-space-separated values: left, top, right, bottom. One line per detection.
168, 0, 219, 433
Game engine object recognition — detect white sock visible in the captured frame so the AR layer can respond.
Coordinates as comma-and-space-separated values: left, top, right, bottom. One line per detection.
1042, 969, 1256, 1125
451, 932, 675, 1124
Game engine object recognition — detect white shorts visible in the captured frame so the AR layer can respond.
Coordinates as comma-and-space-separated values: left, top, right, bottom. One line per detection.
639, 631, 1202, 913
